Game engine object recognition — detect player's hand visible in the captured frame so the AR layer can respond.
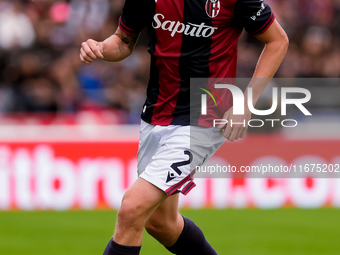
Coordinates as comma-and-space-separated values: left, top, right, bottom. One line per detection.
80, 39, 104, 64
218, 107, 251, 141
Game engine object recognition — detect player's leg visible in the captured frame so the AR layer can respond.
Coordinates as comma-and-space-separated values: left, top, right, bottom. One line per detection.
103, 177, 168, 255
145, 193, 218, 255
145, 193, 183, 247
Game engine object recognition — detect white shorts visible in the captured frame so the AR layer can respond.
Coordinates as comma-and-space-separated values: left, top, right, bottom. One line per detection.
137, 120, 225, 196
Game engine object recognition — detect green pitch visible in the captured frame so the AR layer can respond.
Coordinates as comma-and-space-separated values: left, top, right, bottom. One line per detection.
0, 208, 339, 255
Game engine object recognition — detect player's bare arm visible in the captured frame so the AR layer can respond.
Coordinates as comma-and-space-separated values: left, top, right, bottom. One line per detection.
220, 19, 289, 141
79, 27, 139, 64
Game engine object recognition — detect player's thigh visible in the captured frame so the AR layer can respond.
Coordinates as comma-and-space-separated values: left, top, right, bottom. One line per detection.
150, 193, 180, 221
146, 193, 182, 230
119, 177, 168, 221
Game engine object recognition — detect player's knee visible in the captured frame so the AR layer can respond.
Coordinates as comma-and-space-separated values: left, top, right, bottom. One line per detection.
117, 197, 145, 227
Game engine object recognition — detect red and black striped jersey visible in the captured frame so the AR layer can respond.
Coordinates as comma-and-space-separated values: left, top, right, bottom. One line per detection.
118, 0, 275, 126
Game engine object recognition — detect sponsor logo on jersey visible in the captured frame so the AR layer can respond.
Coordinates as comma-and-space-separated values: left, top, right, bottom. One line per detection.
152, 13, 218, 38
205, 0, 220, 18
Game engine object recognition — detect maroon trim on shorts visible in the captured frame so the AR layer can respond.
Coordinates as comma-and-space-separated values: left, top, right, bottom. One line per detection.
165, 170, 195, 195
181, 180, 196, 195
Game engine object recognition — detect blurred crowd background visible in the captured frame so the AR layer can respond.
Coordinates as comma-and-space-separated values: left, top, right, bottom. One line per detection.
0, 0, 339, 126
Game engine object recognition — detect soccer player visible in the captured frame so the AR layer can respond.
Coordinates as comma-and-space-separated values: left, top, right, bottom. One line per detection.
80, 0, 288, 254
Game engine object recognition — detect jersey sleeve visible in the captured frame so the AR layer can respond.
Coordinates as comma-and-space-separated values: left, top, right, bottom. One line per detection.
118, 0, 148, 35
234, 0, 275, 36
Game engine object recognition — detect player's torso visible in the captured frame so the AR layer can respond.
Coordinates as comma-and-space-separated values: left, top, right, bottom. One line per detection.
135, 0, 274, 125
140, 0, 242, 126
142, 0, 240, 58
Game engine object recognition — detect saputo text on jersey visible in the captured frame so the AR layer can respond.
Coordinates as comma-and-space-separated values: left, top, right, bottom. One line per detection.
152, 13, 218, 38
